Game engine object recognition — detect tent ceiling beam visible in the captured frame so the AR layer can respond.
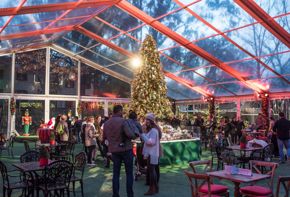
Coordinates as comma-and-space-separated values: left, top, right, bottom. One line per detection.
116, 0, 267, 93
51, 44, 131, 84
235, 0, 290, 48
0, 26, 74, 41
0, 0, 118, 17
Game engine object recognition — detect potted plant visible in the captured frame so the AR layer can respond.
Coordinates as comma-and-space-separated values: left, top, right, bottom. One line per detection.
49, 131, 55, 146
240, 133, 247, 149
39, 146, 49, 167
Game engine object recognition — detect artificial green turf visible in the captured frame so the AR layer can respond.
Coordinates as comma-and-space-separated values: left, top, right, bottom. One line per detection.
0, 142, 289, 197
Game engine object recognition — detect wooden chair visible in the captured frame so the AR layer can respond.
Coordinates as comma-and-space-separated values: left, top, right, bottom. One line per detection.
240, 160, 278, 197
71, 152, 87, 197
37, 160, 73, 197
275, 176, 290, 197
188, 160, 229, 197
0, 160, 29, 197
20, 150, 40, 163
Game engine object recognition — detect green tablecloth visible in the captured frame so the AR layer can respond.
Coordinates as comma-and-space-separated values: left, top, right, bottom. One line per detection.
159, 139, 201, 165
15, 135, 39, 142
137, 138, 201, 166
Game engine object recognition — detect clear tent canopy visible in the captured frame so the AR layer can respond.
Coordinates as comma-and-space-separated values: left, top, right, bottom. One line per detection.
0, 0, 289, 100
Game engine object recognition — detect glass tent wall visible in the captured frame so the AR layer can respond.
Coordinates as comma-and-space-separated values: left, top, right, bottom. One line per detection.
0, 47, 130, 136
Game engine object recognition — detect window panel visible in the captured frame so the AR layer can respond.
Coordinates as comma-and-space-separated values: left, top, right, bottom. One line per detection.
195, 35, 250, 62
162, 46, 212, 69
159, 8, 216, 43
25, 0, 77, 6
89, 44, 129, 63
126, 0, 179, 18
165, 77, 201, 99
187, 0, 254, 32
80, 63, 130, 98
0, 55, 12, 93
64, 7, 106, 18
107, 64, 133, 79
206, 82, 253, 97
275, 15, 290, 34
15, 100, 45, 135
50, 49, 78, 95
15, 49, 46, 94
0, 1, 19, 8
98, 6, 141, 31
10, 11, 64, 26
3, 22, 50, 35
80, 50, 114, 66
194, 66, 236, 84
226, 24, 288, 56
82, 18, 120, 39
228, 59, 276, 80
0, 99, 9, 133
161, 56, 184, 73
110, 34, 140, 52
62, 31, 99, 52
50, 100, 76, 118
80, 101, 105, 117
129, 25, 175, 50
0, 16, 10, 28
254, 0, 289, 17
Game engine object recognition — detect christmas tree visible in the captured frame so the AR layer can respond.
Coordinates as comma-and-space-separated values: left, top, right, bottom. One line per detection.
131, 35, 173, 119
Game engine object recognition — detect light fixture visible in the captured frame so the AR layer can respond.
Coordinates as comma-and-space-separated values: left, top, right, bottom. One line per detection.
131, 56, 142, 68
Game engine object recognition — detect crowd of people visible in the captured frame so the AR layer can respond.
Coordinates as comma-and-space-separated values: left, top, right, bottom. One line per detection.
46, 105, 162, 196
39, 108, 290, 197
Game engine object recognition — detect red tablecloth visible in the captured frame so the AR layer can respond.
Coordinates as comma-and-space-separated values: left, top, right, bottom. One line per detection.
37, 128, 54, 143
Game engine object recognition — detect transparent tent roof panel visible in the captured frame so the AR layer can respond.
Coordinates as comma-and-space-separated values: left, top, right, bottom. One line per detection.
126, 0, 180, 18
226, 23, 289, 56
159, 8, 217, 43
187, 0, 256, 33
82, 18, 121, 39
254, 0, 289, 17
25, 0, 77, 6
98, 6, 141, 31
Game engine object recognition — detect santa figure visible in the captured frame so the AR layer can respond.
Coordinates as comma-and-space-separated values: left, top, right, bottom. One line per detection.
47, 117, 56, 129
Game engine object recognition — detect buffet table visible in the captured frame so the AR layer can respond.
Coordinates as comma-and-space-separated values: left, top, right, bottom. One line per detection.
137, 138, 201, 166
14, 135, 39, 143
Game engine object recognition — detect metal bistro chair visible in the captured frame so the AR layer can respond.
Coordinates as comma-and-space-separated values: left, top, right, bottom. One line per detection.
20, 150, 40, 163
0, 160, 29, 197
70, 152, 87, 197
37, 160, 73, 197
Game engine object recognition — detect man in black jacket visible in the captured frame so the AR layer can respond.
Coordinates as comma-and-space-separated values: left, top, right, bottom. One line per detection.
273, 112, 290, 163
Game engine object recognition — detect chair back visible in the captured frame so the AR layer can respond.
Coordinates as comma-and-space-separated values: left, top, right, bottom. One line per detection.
184, 170, 211, 197
20, 150, 40, 163
74, 151, 87, 178
0, 160, 9, 187
23, 141, 30, 152
250, 160, 278, 190
275, 176, 290, 197
189, 160, 212, 174
44, 160, 73, 190
262, 144, 273, 161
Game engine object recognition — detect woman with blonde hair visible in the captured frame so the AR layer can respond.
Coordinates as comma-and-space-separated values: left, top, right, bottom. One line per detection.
85, 116, 97, 165
141, 113, 161, 195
